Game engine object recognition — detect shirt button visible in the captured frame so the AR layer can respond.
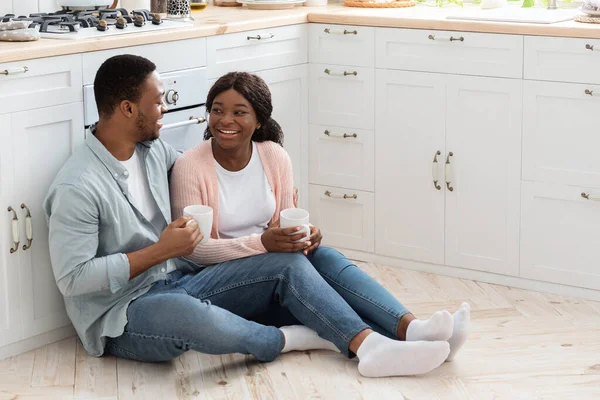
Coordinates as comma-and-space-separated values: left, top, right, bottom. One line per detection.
124, 171, 129, 176
113, 173, 118, 177
161, 268, 166, 272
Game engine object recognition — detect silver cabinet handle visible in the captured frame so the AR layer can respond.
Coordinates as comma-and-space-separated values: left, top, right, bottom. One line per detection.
161, 116, 206, 131
445, 151, 454, 192
428, 34, 464, 42
324, 69, 358, 77
324, 130, 357, 139
21, 203, 32, 251
586, 44, 598, 51
585, 89, 596, 96
7, 206, 19, 254
247, 33, 274, 40
581, 192, 600, 201
1, 66, 29, 76
324, 28, 357, 35
432, 150, 442, 190
324, 190, 357, 200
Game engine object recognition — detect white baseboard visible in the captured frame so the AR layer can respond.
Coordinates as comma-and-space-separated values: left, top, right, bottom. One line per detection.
0, 325, 76, 360
337, 248, 600, 303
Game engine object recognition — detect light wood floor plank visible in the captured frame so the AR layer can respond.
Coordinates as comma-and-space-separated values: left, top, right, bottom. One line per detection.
30, 336, 76, 388
73, 338, 118, 399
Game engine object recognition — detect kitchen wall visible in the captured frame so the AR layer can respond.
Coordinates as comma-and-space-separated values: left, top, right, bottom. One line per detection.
1, 0, 76, 15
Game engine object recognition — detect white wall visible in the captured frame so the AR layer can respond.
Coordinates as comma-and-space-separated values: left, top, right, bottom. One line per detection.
1, 0, 61, 15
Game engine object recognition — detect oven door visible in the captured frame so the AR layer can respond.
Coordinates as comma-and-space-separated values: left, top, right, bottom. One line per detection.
160, 106, 207, 154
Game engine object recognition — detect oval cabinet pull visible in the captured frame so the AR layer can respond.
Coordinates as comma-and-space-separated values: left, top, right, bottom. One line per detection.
21, 203, 33, 250
445, 151, 454, 192
432, 150, 442, 190
7, 206, 19, 253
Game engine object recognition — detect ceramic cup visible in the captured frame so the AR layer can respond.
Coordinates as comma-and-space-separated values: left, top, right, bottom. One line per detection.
279, 208, 311, 243
183, 205, 213, 244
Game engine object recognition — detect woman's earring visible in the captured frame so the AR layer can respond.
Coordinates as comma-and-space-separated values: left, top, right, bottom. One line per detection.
257, 124, 261, 130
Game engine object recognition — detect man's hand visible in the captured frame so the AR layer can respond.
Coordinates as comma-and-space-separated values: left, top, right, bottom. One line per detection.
303, 225, 323, 256
261, 226, 311, 253
157, 216, 204, 259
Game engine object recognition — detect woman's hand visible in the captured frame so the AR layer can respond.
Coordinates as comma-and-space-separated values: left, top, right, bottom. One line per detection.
261, 226, 311, 253
303, 226, 323, 255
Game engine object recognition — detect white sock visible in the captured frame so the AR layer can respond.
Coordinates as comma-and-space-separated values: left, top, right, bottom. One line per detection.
406, 310, 453, 342
280, 325, 339, 353
356, 332, 449, 377
446, 302, 470, 361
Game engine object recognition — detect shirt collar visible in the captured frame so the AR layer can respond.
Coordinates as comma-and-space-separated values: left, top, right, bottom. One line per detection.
85, 123, 153, 179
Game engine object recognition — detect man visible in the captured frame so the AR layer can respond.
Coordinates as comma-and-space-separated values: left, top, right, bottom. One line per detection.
44, 54, 334, 362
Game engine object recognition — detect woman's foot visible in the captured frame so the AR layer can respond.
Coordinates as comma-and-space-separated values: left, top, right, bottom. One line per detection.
405, 310, 453, 342
357, 332, 449, 377
446, 302, 470, 361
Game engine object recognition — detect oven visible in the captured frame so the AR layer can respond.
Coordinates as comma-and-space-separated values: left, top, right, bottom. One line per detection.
83, 66, 208, 154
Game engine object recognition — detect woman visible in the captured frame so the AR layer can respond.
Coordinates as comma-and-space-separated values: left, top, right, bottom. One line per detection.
169, 72, 470, 377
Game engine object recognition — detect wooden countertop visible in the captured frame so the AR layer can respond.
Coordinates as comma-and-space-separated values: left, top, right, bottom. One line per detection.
1, 2, 600, 63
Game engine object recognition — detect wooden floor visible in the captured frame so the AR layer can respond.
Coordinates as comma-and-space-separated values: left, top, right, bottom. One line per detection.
2, 262, 600, 400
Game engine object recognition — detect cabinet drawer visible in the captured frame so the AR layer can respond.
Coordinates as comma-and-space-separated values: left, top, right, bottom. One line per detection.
309, 24, 374, 67
308, 63, 374, 129
524, 36, 600, 85
309, 124, 374, 192
0, 54, 82, 113
309, 184, 374, 253
207, 24, 307, 79
83, 38, 207, 84
376, 28, 523, 79
520, 181, 600, 291
523, 80, 600, 189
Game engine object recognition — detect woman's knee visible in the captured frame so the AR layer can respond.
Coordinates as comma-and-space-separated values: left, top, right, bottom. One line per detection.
308, 246, 354, 276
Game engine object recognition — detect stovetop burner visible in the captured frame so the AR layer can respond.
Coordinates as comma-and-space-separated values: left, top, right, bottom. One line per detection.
0, 8, 163, 34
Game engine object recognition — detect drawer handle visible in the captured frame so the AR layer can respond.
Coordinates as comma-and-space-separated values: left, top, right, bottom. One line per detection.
161, 116, 206, 131
324, 190, 357, 200
324, 69, 358, 77
1, 66, 29, 76
432, 150, 442, 191
428, 34, 464, 42
585, 89, 595, 96
324, 130, 357, 139
247, 33, 274, 40
324, 28, 358, 35
445, 151, 454, 192
21, 203, 33, 251
581, 192, 600, 201
585, 44, 597, 51
7, 206, 19, 254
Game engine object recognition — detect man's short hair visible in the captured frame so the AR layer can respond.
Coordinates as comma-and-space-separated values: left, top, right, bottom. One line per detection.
93, 54, 157, 118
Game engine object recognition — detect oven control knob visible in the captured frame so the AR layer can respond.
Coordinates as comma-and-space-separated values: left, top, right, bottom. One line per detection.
165, 90, 179, 106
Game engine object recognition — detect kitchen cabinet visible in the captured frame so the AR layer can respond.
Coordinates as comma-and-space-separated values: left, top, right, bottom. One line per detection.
375, 69, 522, 276
0, 103, 84, 348
260, 65, 309, 209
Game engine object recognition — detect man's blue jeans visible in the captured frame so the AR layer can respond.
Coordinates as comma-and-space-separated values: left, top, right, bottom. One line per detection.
106, 251, 372, 362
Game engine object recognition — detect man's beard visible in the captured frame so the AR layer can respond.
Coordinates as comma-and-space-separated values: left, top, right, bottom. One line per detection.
136, 110, 159, 142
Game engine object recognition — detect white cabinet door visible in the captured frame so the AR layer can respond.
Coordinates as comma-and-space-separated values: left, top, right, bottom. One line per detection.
521, 181, 600, 291
11, 103, 84, 338
309, 24, 375, 68
0, 113, 22, 348
375, 70, 446, 265
260, 65, 308, 209
309, 184, 374, 253
522, 80, 600, 189
308, 63, 375, 130
308, 124, 374, 192
445, 75, 522, 276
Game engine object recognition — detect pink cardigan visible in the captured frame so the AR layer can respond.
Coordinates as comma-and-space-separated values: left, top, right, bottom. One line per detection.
170, 138, 295, 265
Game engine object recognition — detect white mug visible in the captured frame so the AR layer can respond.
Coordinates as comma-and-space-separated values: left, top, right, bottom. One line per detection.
183, 205, 213, 244
279, 208, 311, 243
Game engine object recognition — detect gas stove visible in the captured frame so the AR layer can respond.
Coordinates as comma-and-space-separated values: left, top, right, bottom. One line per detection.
0, 7, 192, 40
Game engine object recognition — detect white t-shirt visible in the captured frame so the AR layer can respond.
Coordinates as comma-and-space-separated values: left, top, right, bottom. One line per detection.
215, 142, 276, 239
120, 149, 173, 272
